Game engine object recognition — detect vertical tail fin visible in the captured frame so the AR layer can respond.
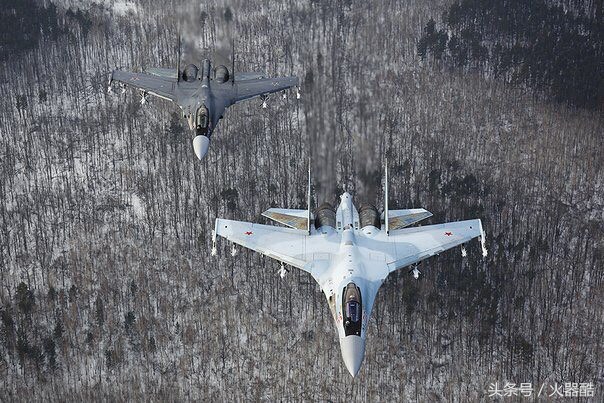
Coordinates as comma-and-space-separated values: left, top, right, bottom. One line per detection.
307, 158, 312, 234
384, 159, 389, 235
231, 38, 235, 85
176, 34, 181, 83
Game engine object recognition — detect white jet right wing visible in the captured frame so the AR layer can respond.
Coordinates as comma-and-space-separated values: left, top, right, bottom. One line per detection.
214, 218, 338, 273
383, 219, 485, 272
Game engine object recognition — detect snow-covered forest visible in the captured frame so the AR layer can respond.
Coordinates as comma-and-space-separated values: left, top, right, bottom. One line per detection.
0, 0, 602, 400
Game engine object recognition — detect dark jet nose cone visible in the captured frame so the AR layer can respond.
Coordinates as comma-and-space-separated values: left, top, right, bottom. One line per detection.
192, 135, 210, 160
339, 335, 365, 377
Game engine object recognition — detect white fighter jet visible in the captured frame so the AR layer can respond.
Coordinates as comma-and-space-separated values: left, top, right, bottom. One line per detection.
212, 163, 487, 377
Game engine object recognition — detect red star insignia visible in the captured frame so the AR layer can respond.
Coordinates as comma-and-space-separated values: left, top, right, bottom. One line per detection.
244, 231, 253, 235
444, 231, 452, 236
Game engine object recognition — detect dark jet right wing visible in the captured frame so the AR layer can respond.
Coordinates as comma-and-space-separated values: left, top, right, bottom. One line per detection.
111, 70, 178, 102
233, 76, 298, 104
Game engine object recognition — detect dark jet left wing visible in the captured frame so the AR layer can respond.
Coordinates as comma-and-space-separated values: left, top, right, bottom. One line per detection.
233, 76, 298, 104
111, 70, 177, 102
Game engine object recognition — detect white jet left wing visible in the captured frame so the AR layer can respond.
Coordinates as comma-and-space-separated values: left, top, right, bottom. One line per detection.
383, 219, 485, 272
214, 218, 338, 273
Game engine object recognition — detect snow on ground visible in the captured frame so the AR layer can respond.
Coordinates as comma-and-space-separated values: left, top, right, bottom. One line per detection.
130, 192, 145, 219
111, 0, 138, 16
51, 0, 139, 16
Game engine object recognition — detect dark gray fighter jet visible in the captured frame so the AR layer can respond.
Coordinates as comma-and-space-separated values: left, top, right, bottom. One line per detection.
109, 43, 299, 159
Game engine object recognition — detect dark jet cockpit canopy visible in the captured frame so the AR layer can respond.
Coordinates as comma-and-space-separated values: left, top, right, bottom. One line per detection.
195, 106, 209, 134
347, 300, 360, 322
343, 282, 362, 336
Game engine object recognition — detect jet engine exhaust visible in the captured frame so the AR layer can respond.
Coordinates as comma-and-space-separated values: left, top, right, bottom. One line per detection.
192, 135, 210, 160
314, 202, 336, 230
358, 203, 380, 229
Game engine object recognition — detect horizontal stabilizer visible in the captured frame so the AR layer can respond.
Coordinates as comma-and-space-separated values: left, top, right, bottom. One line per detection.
145, 67, 178, 79
147, 69, 266, 81
384, 209, 432, 230
235, 72, 266, 80
262, 208, 310, 230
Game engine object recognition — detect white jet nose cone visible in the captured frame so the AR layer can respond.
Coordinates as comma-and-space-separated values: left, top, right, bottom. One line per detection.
192, 135, 210, 160
340, 336, 366, 377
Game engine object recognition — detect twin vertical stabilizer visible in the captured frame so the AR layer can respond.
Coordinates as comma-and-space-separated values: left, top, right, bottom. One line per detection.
261, 158, 313, 233
307, 158, 311, 234
176, 35, 181, 83
232, 38, 236, 85
384, 160, 389, 235
382, 160, 432, 233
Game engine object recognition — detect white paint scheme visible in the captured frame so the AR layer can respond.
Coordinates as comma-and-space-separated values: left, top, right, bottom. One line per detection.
262, 208, 308, 217
335, 192, 360, 231
278, 263, 287, 279
307, 161, 312, 234
411, 266, 421, 279
213, 178, 487, 377
384, 159, 389, 234
192, 135, 210, 160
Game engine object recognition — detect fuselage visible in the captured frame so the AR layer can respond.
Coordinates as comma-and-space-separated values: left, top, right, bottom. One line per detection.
312, 192, 390, 377
214, 172, 486, 377
173, 59, 234, 159
112, 56, 298, 160
177, 59, 231, 137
